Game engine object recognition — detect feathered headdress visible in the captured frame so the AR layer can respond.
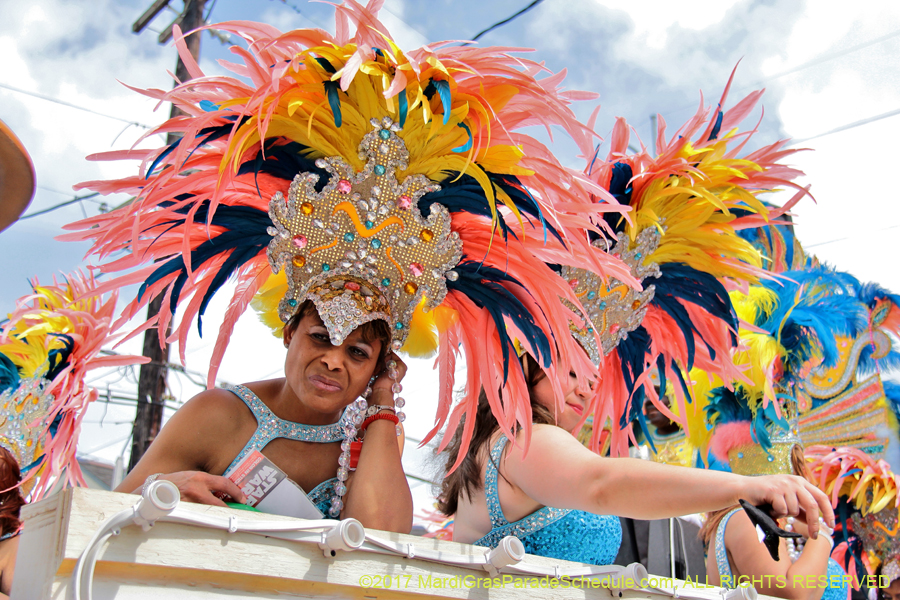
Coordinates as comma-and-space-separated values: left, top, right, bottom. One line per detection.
698, 267, 868, 474
801, 274, 900, 459
561, 72, 810, 456
805, 446, 900, 587
0, 272, 146, 498
59, 1, 635, 463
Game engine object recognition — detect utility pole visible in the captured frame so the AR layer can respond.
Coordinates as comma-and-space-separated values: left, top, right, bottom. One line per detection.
128, 0, 207, 472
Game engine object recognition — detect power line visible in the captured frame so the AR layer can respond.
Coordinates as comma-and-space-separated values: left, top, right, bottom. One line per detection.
465, 0, 545, 44
18, 192, 101, 220
789, 107, 900, 145
0, 82, 154, 129
805, 224, 899, 249
643, 27, 900, 139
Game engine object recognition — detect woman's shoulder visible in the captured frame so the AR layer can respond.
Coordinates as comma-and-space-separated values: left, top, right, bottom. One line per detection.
172, 386, 262, 432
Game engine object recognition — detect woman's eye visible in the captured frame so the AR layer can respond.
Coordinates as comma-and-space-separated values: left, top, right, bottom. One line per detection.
349, 347, 370, 359
310, 332, 330, 342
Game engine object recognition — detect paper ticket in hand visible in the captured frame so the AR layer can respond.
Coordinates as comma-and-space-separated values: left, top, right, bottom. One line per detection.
225, 450, 324, 520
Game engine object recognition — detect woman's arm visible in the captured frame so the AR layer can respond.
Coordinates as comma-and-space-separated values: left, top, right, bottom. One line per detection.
341, 356, 413, 533
502, 425, 835, 535
725, 510, 833, 600
115, 389, 246, 506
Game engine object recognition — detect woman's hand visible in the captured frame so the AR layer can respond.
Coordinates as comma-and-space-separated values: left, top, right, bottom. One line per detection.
739, 474, 834, 539
157, 471, 247, 507
368, 352, 407, 408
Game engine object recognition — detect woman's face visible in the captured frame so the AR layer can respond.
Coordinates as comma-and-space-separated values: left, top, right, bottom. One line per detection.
531, 369, 590, 432
283, 311, 383, 419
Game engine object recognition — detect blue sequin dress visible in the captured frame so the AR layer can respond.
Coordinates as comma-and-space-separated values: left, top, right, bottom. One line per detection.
222, 384, 344, 515
715, 509, 849, 600
473, 436, 622, 565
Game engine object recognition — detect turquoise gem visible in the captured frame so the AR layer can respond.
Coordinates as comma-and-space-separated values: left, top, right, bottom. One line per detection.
322, 264, 331, 272
374, 165, 386, 175
371, 238, 382, 249
395, 321, 404, 330
587, 291, 597, 300
365, 220, 374, 229
381, 278, 391, 287
737, 452, 744, 459
635, 252, 642, 258
599, 301, 607, 309
379, 129, 391, 140
767, 455, 775, 462
288, 298, 298, 307
343, 232, 355, 242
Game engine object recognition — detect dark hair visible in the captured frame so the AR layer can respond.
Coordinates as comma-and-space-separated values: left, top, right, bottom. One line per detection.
283, 299, 392, 355
437, 353, 555, 516
0, 447, 24, 537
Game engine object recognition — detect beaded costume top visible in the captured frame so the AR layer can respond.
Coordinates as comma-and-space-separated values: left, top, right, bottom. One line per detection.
222, 384, 343, 514
473, 436, 621, 565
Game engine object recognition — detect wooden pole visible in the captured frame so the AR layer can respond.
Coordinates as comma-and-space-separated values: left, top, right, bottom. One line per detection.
128, 0, 207, 472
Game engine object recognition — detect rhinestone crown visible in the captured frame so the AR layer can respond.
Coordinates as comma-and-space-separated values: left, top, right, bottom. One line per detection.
267, 117, 463, 347
560, 226, 662, 364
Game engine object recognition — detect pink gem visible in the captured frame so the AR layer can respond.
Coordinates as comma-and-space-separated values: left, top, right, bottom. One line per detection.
568, 278, 579, 289
609, 324, 620, 335
292, 235, 307, 249
344, 281, 361, 291
409, 263, 424, 277
338, 179, 352, 194
398, 195, 411, 210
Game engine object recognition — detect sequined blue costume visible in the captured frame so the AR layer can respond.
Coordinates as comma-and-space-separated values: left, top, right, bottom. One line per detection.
473, 436, 622, 565
223, 384, 346, 515
715, 509, 849, 600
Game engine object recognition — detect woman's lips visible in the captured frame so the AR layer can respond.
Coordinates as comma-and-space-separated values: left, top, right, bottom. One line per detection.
309, 374, 342, 392
567, 402, 584, 416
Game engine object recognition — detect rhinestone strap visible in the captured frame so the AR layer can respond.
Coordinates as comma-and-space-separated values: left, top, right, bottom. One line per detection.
222, 384, 350, 476
714, 508, 741, 587
482, 436, 571, 535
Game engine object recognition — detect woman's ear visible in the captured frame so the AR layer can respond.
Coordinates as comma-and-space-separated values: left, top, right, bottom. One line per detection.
283, 324, 294, 348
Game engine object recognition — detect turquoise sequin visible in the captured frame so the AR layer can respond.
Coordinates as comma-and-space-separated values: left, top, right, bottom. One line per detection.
221, 385, 348, 516
473, 436, 621, 565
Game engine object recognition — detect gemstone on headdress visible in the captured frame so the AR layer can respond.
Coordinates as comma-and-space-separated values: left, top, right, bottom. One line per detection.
560, 226, 662, 364
267, 119, 462, 347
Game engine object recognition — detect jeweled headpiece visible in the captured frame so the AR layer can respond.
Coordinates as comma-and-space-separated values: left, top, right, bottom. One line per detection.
268, 118, 460, 347
570, 71, 810, 456
62, 3, 634, 458
560, 227, 660, 364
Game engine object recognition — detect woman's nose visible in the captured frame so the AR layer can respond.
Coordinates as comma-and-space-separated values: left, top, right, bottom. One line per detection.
320, 345, 345, 370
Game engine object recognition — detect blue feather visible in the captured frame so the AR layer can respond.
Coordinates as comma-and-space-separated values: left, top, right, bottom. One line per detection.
447, 261, 552, 382
398, 88, 408, 128
323, 80, 343, 128
452, 123, 473, 153
138, 203, 272, 336
0, 353, 19, 393
708, 104, 723, 141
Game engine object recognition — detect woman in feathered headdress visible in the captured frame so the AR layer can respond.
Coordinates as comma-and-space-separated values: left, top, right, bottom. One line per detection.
696, 268, 869, 600
436, 82, 836, 565
60, 2, 635, 529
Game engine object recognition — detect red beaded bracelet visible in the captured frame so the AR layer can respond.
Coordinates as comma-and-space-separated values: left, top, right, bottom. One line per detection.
360, 412, 400, 432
